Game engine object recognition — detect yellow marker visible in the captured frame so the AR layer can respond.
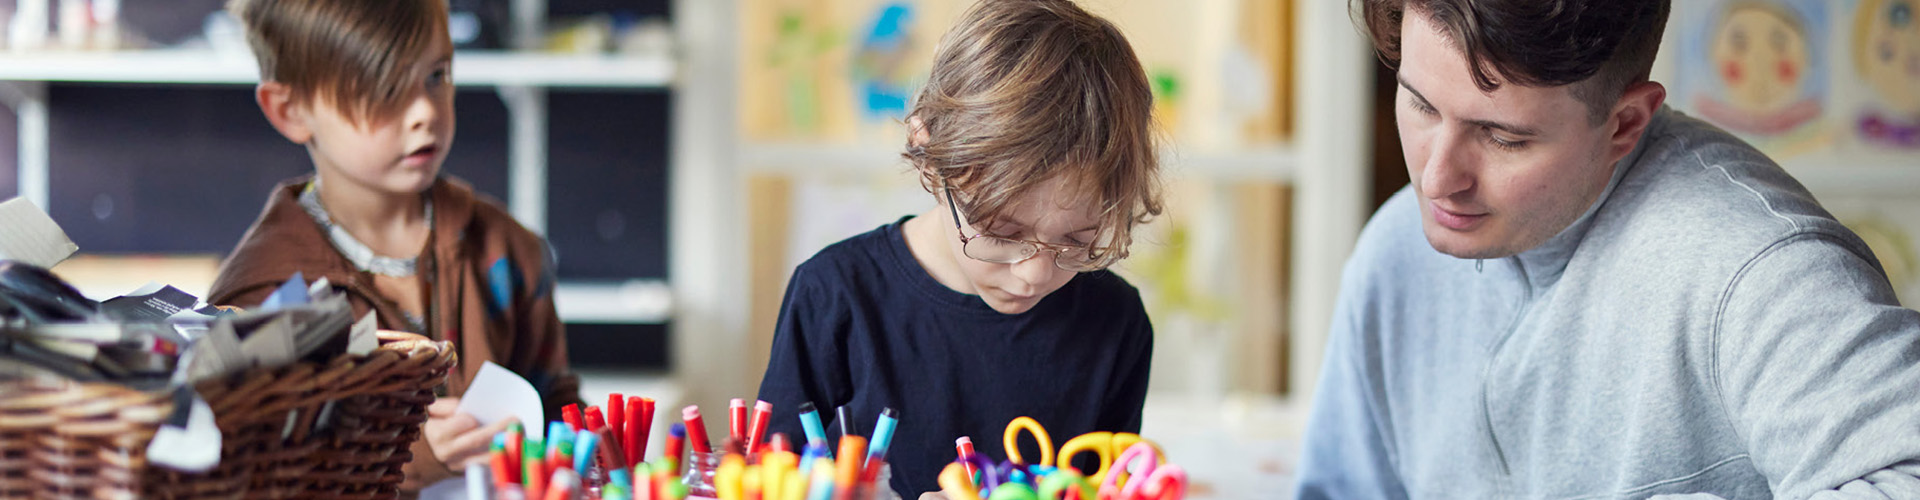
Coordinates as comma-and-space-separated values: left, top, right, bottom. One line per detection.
760, 451, 796, 500
937, 462, 981, 500
716, 454, 746, 500
743, 464, 763, 500
780, 467, 807, 500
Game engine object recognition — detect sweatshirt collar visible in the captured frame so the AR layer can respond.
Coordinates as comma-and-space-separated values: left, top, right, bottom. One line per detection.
1511, 107, 1672, 291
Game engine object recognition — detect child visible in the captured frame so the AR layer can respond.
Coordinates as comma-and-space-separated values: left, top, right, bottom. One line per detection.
756, 0, 1164, 495
207, 0, 582, 491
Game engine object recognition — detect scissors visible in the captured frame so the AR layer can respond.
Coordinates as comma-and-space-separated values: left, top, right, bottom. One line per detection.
1004, 417, 1166, 485
1092, 443, 1189, 500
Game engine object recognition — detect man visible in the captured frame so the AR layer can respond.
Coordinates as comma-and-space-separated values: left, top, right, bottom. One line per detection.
1295, 0, 1920, 498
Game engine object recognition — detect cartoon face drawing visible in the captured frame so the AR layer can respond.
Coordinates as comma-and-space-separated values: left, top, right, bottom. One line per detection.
1855, 0, 1920, 115
1711, 3, 1813, 113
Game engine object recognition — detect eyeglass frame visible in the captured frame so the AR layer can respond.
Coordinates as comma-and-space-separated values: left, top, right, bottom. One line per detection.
941, 183, 1111, 272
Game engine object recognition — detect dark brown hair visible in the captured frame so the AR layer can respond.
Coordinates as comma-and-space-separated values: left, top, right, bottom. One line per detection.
906, 0, 1164, 268
1359, 0, 1671, 124
229, 0, 449, 124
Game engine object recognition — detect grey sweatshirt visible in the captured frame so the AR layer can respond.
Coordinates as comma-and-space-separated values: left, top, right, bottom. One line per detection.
1293, 108, 1920, 499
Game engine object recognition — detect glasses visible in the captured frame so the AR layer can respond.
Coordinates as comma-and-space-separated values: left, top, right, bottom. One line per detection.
943, 186, 1110, 272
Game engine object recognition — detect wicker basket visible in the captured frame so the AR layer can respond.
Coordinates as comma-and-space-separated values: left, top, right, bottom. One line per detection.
0, 330, 454, 500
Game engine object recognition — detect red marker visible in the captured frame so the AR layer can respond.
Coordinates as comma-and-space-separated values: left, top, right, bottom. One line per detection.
768, 432, 792, 454
665, 422, 687, 473
683, 405, 714, 454
746, 400, 773, 453
608, 394, 627, 447
506, 422, 525, 483
563, 404, 584, 432
587, 406, 607, 432
626, 397, 653, 465
543, 468, 580, 500
956, 437, 978, 479
729, 398, 749, 443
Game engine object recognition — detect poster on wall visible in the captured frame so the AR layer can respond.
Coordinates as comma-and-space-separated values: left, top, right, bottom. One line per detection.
1673, 0, 1835, 158
1841, 0, 1920, 151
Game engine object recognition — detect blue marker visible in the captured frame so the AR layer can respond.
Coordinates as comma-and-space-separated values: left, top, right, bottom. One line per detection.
865, 408, 898, 469
799, 440, 831, 476
797, 401, 830, 456
573, 430, 600, 473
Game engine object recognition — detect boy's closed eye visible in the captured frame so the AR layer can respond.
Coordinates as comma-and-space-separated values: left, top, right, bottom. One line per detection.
982, 221, 1099, 247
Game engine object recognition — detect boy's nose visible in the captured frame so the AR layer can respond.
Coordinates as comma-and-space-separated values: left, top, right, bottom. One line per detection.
1007, 251, 1057, 291
405, 94, 441, 131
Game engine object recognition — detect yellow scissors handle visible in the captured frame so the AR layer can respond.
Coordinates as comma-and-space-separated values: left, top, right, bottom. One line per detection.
1111, 433, 1167, 464
1057, 432, 1115, 482
1004, 416, 1055, 467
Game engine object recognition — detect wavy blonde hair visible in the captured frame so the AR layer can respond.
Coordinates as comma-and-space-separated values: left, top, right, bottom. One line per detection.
905, 0, 1164, 269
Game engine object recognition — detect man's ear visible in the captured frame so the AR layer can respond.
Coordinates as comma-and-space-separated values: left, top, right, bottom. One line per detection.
1604, 81, 1667, 164
256, 82, 314, 145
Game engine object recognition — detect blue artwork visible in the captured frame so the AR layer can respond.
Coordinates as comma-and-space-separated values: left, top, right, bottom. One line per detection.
853, 2, 916, 122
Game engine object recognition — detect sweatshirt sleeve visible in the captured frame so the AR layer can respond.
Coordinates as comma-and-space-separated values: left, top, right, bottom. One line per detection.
1293, 252, 1411, 500
1714, 235, 1920, 499
515, 245, 583, 423
756, 262, 854, 445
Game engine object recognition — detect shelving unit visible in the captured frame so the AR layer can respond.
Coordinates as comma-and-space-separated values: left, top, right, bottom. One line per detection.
0, 49, 677, 325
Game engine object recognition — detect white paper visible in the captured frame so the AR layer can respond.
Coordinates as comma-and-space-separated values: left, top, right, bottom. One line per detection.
418, 477, 467, 500
0, 197, 78, 268
237, 315, 296, 368
146, 395, 221, 472
347, 311, 378, 356
455, 361, 545, 442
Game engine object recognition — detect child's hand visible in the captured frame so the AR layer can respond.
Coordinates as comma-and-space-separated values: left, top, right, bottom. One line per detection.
423, 398, 516, 470
918, 493, 951, 500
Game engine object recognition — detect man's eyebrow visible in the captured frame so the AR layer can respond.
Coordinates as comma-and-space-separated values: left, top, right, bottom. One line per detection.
1397, 73, 1542, 137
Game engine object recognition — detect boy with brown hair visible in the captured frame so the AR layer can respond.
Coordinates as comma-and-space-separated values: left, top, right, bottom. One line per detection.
208, 0, 583, 491
756, 0, 1164, 496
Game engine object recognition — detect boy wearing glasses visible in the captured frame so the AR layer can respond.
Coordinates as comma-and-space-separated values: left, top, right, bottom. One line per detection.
755, 0, 1163, 496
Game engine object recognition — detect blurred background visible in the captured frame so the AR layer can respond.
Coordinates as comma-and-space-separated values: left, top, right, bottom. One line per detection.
0, 0, 1912, 497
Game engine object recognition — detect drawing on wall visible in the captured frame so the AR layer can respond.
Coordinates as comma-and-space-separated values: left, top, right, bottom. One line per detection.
769, 7, 841, 135
853, 2, 918, 124
1676, 0, 1832, 156
1850, 0, 1920, 149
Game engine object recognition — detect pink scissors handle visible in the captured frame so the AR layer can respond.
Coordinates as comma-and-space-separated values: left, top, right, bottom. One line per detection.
1101, 442, 1158, 500
1139, 465, 1187, 500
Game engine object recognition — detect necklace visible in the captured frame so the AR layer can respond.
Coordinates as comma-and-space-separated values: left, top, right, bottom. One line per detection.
298, 179, 433, 278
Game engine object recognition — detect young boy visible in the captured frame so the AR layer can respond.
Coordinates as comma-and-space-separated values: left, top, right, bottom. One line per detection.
756, 0, 1164, 495
207, 0, 583, 491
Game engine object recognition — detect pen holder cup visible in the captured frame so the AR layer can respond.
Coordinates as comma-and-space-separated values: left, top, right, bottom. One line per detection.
681, 451, 722, 498
0, 330, 454, 500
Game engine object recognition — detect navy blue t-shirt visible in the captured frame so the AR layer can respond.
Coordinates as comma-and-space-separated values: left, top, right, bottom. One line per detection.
755, 216, 1153, 496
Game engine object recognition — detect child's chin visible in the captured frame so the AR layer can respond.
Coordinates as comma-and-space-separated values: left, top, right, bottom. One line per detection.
983, 297, 1039, 315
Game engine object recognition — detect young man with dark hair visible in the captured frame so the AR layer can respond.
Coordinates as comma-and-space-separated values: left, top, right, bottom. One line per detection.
1296, 0, 1920, 497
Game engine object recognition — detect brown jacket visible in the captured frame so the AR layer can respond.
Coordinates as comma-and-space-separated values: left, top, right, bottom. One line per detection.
209, 176, 583, 490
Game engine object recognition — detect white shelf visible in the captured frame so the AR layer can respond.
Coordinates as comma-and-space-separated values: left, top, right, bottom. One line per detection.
0, 49, 675, 88
554, 280, 673, 324
739, 142, 1296, 181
